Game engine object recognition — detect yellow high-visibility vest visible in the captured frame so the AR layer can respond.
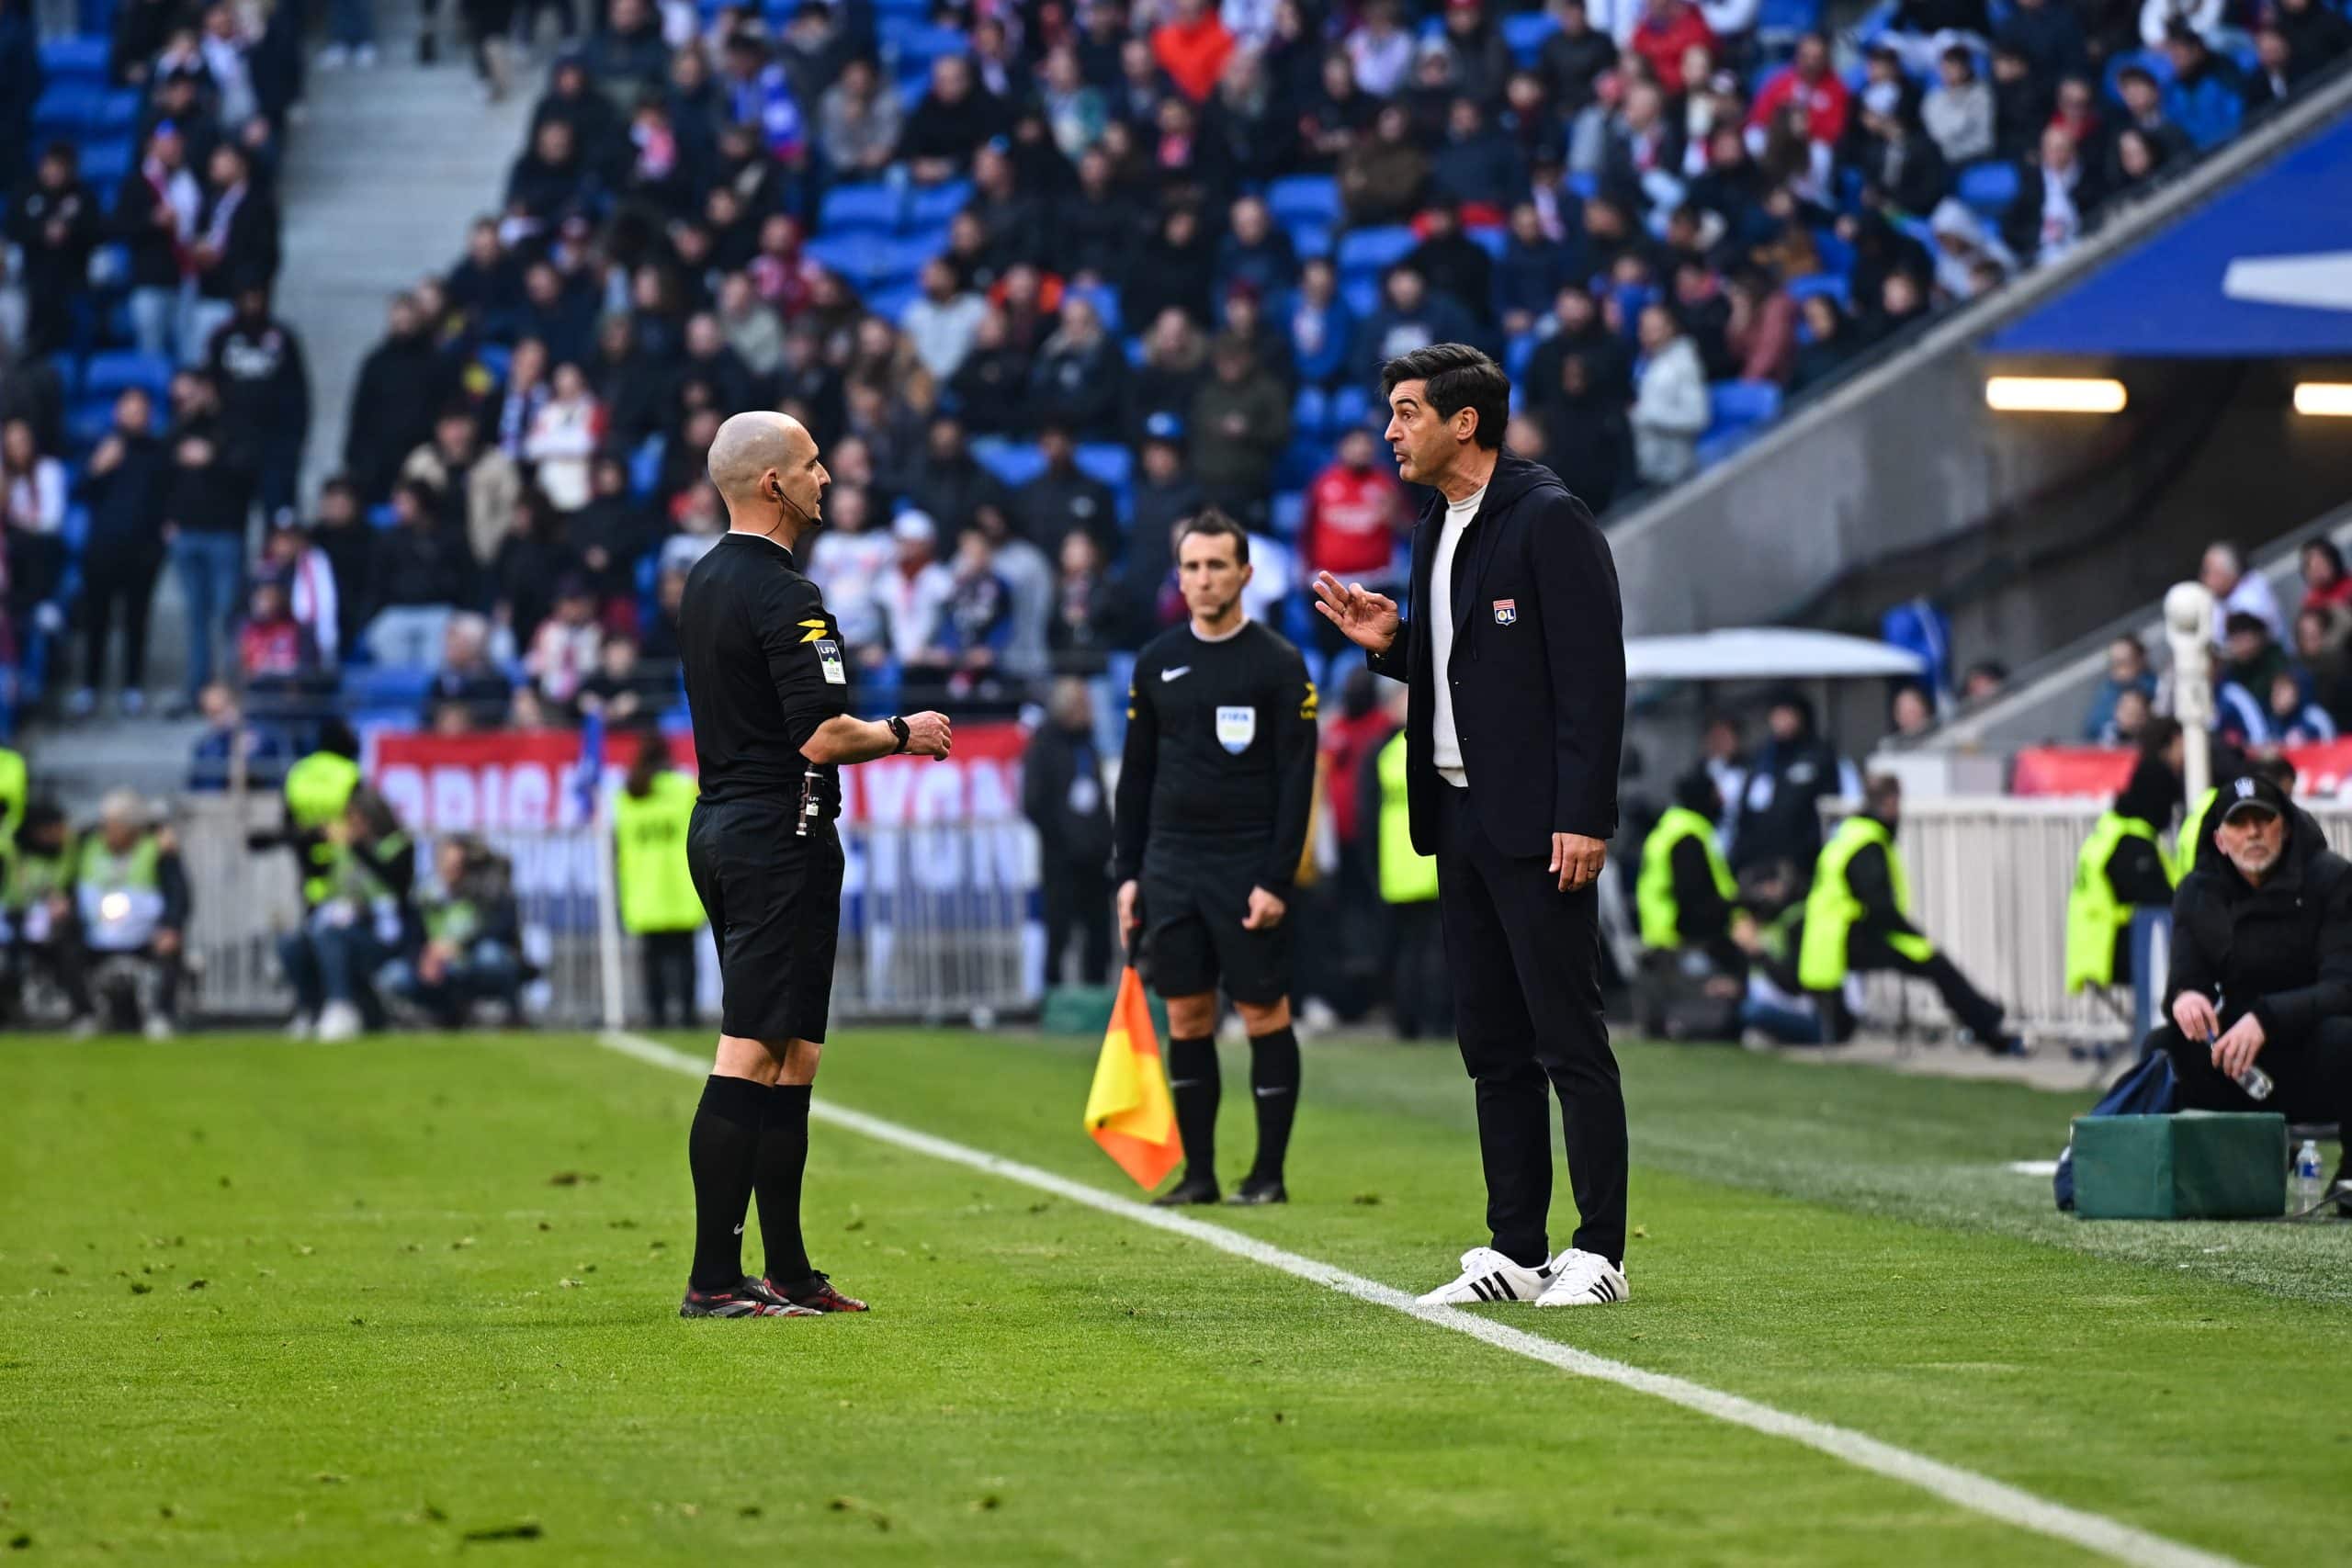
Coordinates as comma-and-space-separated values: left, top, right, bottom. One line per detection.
1635, 805, 1736, 950
1797, 816, 1931, 990
2065, 811, 2165, 993
1374, 732, 1437, 904
612, 772, 706, 934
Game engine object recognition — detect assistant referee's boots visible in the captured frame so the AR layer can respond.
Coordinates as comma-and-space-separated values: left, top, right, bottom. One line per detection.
1226, 1173, 1287, 1205
1151, 1170, 1221, 1206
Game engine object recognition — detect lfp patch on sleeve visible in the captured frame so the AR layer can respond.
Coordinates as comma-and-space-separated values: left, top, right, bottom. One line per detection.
1493, 599, 1517, 626
815, 638, 847, 684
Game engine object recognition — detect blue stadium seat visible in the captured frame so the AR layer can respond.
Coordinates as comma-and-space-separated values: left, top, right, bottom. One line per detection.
1341, 276, 1380, 320
1787, 272, 1850, 306
904, 178, 974, 231
474, 342, 513, 385
628, 434, 666, 498
1293, 386, 1329, 435
1064, 280, 1121, 336
1500, 11, 1557, 64
1336, 225, 1416, 278
804, 232, 888, 286
865, 281, 920, 321
1958, 162, 2019, 220
1266, 175, 1341, 231
33, 85, 104, 135
93, 88, 140, 131
65, 395, 116, 448
1758, 0, 1823, 41
969, 438, 1047, 490
1695, 425, 1763, 468
1290, 222, 1331, 260
82, 349, 172, 399
1270, 491, 1306, 539
1275, 434, 1325, 491
345, 665, 435, 705
1329, 384, 1371, 428
1073, 443, 1131, 491
2105, 48, 2174, 100
893, 23, 970, 70
76, 137, 132, 187
1124, 335, 1148, 367
1467, 227, 1506, 259
820, 182, 902, 233
1504, 331, 1537, 380
1708, 381, 1782, 434
873, 234, 941, 284
39, 36, 111, 81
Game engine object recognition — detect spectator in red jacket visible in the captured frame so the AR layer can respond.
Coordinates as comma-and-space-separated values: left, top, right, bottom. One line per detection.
1628, 0, 1715, 95
1303, 428, 1408, 653
1748, 33, 1850, 147
1152, 0, 1235, 103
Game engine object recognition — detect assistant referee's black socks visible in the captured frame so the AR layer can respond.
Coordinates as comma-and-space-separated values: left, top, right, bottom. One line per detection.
686, 1075, 767, 1291
755, 1084, 816, 1287
1167, 1034, 1219, 1178
1246, 1026, 1301, 1181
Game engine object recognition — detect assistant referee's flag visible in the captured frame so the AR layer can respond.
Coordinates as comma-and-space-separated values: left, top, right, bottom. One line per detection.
1082, 966, 1183, 1190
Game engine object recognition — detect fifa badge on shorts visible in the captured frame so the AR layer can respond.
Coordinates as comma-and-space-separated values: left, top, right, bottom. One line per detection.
815, 638, 847, 684
1493, 599, 1518, 626
1216, 705, 1258, 754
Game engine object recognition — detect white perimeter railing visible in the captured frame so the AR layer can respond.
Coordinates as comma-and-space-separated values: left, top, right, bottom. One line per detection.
1866, 797, 2352, 1043
176, 798, 1040, 1028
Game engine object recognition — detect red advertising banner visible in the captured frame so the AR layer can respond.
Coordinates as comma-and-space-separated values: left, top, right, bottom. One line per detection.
2012, 740, 2352, 797
369, 722, 1032, 832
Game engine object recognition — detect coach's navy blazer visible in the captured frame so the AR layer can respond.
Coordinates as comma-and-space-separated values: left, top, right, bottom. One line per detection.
1366, 452, 1626, 858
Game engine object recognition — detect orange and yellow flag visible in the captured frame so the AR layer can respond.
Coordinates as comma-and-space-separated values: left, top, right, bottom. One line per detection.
1082, 966, 1184, 1190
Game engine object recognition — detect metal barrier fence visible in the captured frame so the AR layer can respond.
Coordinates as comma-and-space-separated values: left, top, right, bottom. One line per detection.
179, 800, 1041, 1028
1866, 798, 2352, 1043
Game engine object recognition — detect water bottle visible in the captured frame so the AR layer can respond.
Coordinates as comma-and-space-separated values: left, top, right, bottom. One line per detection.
2234, 1063, 2274, 1101
2293, 1140, 2325, 1212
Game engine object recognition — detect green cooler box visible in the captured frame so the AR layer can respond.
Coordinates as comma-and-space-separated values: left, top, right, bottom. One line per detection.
2070, 1111, 2287, 1219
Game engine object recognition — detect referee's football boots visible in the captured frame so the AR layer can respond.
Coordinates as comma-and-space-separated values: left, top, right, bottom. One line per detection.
1151, 1171, 1222, 1206
679, 1278, 821, 1318
1225, 1175, 1287, 1205
760, 1271, 869, 1313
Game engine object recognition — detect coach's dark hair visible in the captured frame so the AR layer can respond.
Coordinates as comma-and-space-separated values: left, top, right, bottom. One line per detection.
1381, 343, 1510, 450
1178, 507, 1250, 565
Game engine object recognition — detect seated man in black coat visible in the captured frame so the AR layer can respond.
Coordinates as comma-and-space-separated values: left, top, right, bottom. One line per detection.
2157, 773, 2352, 1213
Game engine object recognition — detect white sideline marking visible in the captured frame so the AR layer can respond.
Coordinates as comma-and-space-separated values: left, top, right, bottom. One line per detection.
596, 1031, 2243, 1568
2007, 1160, 2063, 1177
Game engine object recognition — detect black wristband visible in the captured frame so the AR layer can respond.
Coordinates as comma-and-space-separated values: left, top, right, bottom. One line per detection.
888, 715, 910, 754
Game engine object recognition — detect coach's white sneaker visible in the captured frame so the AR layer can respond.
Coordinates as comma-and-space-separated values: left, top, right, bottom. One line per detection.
1416, 1247, 1551, 1306
1535, 1248, 1628, 1306
316, 1001, 363, 1043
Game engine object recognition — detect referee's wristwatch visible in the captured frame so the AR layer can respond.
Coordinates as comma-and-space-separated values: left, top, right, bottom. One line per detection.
887, 715, 911, 754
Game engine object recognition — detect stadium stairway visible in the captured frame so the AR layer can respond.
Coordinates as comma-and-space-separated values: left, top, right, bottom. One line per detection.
274, 0, 535, 496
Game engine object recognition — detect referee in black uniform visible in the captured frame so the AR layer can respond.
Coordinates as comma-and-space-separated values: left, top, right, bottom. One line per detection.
1114, 511, 1318, 1207
1314, 344, 1632, 1309
674, 410, 952, 1319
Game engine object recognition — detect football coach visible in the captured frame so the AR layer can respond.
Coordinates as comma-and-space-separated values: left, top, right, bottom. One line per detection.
673, 410, 952, 1319
1314, 343, 1631, 1310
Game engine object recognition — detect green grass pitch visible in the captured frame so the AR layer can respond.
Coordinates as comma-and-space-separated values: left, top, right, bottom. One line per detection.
2, 1027, 2347, 1565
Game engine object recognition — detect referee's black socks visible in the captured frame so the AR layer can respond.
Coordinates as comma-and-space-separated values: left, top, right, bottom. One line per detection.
1167, 1034, 1219, 1179
1246, 1026, 1301, 1182
687, 1074, 768, 1291
755, 1083, 815, 1288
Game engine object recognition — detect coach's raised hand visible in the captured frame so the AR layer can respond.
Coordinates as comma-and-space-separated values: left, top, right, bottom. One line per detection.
1311, 571, 1400, 656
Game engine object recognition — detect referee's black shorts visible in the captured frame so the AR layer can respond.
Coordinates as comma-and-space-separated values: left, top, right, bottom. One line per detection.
686, 796, 843, 1044
1140, 852, 1291, 1008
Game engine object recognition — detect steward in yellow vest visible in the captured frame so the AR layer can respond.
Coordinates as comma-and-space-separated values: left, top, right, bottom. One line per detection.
0, 802, 96, 1025
1366, 720, 1448, 1041
616, 732, 706, 1030
0, 744, 27, 850
73, 790, 191, 1037
250, 721, 364, 908
1635, 774, 1740, 954
1796, 775, 2021, 1054
2064, 752, 2181, 993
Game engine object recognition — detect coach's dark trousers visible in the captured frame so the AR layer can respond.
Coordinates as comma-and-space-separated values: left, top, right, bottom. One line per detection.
1436, 782, 1629, 1269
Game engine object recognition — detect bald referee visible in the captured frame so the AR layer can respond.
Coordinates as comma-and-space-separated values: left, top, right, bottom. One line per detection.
674, 411, 952, 1320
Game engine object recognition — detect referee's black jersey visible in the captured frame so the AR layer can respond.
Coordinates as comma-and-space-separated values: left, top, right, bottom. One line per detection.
679, 533, 851, 805
1113, 619, 1318, 897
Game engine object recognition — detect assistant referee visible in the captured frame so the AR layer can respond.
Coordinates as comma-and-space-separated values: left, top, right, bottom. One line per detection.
1114, 510, 1318, 1207
674, 410, 952, 1320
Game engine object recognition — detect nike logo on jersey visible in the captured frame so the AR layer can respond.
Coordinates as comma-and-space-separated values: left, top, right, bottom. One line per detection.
1253, 1087, 1291, 1099
1161, 665, 1192, 682
732, 1224, 745, 1235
